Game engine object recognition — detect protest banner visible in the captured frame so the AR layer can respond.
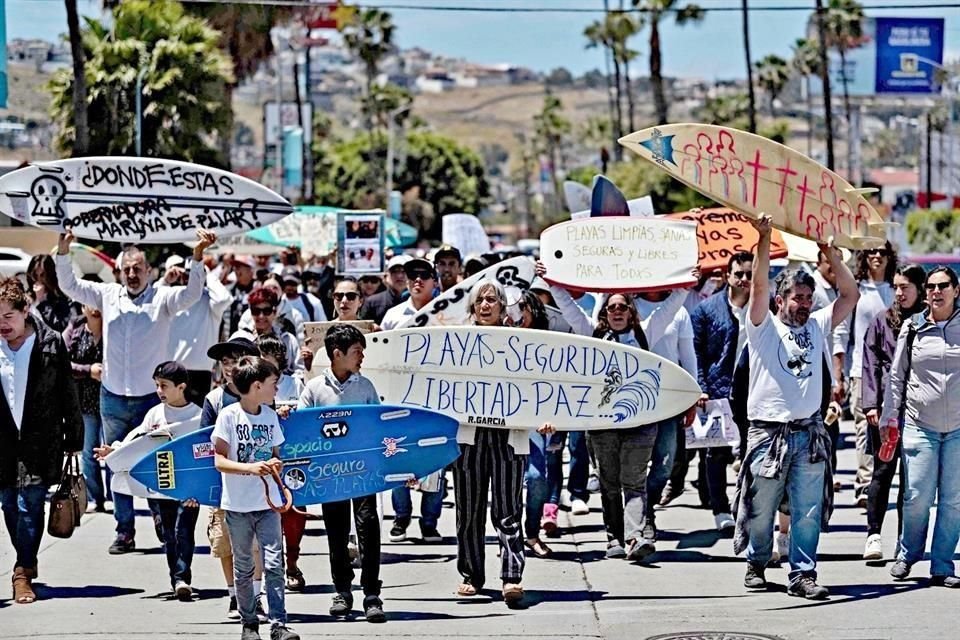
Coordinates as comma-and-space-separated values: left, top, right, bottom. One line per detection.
337, 211, 385, 275
666, 208, 789, 273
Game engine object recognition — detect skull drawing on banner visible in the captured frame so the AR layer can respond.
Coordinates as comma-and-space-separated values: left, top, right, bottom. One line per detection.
30, 173, 68, 224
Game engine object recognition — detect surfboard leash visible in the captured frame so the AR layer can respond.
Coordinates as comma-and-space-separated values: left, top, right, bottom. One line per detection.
262, 466, 294, 514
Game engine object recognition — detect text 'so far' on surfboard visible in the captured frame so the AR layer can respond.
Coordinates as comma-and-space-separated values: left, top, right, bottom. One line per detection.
104, 416, 201, 499
397, 256, 536, 329
539, 216, 699, 293
128, 405, 460, 508
0, 157, 293, 243
665, 208, 789, 273
362, 326, 703, 430
619, 124, 892, 249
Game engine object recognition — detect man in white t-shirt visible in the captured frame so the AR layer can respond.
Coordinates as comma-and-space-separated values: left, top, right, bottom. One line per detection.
737, 215, 859, 601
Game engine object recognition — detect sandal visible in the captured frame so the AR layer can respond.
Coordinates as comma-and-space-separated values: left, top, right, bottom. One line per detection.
285, 569, 305, 592
456, 582, 478, 597
524, 538, 552, 558
502, 583, 524, 603
12, 568, 36, 604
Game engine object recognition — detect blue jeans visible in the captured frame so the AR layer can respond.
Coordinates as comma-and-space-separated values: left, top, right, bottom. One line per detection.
100, 387, 160, 537
899, 424, 960, 577
148, 499, 200, 588
524, 432, 563, 538
1, 485, 48, 571
744, 429, 825, 584
391, 475, 446, 529
225, 509, 286, 627
565, 431, 590, 502
646, 417, 680, 516
81, 412, 106, 506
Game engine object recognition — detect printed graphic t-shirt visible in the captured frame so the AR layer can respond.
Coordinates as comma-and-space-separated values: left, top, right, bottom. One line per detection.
211, 403, 284, 513
746, 305, 833, 423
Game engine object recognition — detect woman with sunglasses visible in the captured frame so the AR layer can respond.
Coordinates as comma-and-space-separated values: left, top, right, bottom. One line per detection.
881, 266, 960, 587
454, 279, 553, 605
860, 264, 926, 562
245, 288, 305, 375
849, 242, 898, 507
535, 262, 657, 562
332, 277, 365, 322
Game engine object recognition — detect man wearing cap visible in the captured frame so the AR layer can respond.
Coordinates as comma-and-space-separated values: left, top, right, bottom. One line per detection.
160, 256, 232, 406
379, 258, 446, 542
360, 255, 410, 325
281, 270, 327, 324
219, 255, 256, 342
55, 227, 218, 555
434, 245, 462, 293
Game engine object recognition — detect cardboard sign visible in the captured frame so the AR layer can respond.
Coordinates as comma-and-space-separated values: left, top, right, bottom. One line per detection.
304, 320, 375, 380
666, 208, 789, 273
685, 399, 740, 449
337, 212, 385, 275
442, 213, 490, 258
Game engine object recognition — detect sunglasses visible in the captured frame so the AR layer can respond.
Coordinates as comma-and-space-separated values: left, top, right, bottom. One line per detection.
866, 249, 890, 257
606, 303, 630, 313
925, 282, 953, 291
733, 270, 752, 280
408, 270, 435, 281
250, 306, 275, 316
333, 291, 360, 301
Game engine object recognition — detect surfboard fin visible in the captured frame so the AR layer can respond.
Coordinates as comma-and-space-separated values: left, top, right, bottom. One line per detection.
591, 175, 630, 217
846, 187, 879, 197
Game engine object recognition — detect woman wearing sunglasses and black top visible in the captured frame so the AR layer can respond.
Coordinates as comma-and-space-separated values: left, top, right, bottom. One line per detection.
881, 266, 960, 588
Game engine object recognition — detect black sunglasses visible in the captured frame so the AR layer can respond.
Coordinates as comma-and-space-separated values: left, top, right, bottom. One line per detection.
250, 306, 275, 316
866, 248, 890, 257
606, 303, 630, 312
925, 282, 953, 291
733, 270, 753, 280
333, 291, 360, 301
408, 270, 435, 281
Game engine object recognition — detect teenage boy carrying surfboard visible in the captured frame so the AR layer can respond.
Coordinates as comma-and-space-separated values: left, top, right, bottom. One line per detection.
296, 323, 387, 623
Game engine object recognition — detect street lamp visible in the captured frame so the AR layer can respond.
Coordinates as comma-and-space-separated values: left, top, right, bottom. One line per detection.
385, 104, 411, 210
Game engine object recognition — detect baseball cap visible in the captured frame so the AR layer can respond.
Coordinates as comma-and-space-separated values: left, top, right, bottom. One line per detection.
386, 254, 412, 271
164, 255, 185, 271
206, 330, 260, 361
281, 269, 301, 286
232, 255, 255, 269
152, 361, 189, 387
434, 245, 462, 264
404, 257, 436, 279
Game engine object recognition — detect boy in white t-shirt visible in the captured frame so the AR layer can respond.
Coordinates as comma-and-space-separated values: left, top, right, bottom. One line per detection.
95, 361, 202, 601
737, 215, 859, 602
212, 356, 299, 640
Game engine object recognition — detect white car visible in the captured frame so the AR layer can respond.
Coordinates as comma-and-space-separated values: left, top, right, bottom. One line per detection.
0, 247, 32, 278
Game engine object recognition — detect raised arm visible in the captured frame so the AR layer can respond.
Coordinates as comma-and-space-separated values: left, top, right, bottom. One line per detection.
161, 229, 218, 314
56, 229, 107, 309
748, 215, 772, 327
820, 243, 860, 332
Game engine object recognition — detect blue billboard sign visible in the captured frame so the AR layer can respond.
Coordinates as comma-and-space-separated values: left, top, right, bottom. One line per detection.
874, 17, 945, 94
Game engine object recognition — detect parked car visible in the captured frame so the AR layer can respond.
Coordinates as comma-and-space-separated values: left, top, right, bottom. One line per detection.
0, 246, 32, 278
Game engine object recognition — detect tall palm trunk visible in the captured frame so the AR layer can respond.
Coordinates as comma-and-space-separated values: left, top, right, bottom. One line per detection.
806, 75, 814, 156
741, 0, 757, 133
649, 16, 668, 125
611, 56, 625, 151
602, 0, 621, 161
65, 0, 89, 155
815, 0, 835, 169
623, 56, 636, 133
839, 47, 854, 177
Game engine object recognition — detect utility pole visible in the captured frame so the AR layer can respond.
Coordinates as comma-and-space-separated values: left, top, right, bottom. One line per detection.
742, 0, 757, 133
815, 0, 835, 169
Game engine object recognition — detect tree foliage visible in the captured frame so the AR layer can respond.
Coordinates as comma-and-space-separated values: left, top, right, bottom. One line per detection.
754, 54, 790, 117
49, 0, 233, 165
314, 131, 490, 240
905, 209, 960, 254
341, 7, 395, 127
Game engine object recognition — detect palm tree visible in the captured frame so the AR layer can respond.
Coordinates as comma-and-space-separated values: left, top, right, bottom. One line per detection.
791, 38, 823, 155
341, 8, 395, 129
609, 11, 643, 133
632, 0, 705, 125
533, 90, 572, 215
64, 0, 89, 155
813, 0, 835, 169
585, 15, 624, 159
823, 0, 865, 174
741, 0, 757, 133
754, 54, 790, 118
49, 0, 233, 164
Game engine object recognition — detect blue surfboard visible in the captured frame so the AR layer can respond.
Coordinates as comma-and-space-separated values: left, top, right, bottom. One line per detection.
128, 405, 460, 507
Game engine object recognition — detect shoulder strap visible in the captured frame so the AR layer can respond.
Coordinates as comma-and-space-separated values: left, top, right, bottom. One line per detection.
299, 293, 315, 321
901, 321, 918, 402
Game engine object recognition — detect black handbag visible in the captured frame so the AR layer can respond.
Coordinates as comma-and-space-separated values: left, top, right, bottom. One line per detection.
47, 454, 85, 539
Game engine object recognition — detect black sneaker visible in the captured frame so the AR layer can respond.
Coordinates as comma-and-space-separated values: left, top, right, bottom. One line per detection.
255, 594, 268, 622
420, 524, 442, 543
389, 519, 409, 542
363, 595, 386, 623
270, 624, 300, 640
329, 591, 354, 617
930, 575, 960, 588
241, 623, 260, 640
227, 595, 240, 619
108, 534, 135, 554
744, 563, 767, 589
787, 576, 829, 600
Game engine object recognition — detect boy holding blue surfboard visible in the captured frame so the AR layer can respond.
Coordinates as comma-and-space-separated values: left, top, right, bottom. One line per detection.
297, 324, 386, 623
212, 356, 299, 640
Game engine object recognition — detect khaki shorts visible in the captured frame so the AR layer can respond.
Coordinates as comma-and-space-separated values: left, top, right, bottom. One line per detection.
207, 508, 233, 558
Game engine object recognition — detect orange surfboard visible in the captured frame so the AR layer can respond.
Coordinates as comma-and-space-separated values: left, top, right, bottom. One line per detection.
666, 208, 789, 273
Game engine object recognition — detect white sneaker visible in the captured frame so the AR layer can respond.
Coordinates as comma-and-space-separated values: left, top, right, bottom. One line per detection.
586, 474, 601, 493
863, 534, 883, 560
714, 513, 735, 531
776, 532, 790, 560
559, 490, 573, 509
571, 498, 590, 516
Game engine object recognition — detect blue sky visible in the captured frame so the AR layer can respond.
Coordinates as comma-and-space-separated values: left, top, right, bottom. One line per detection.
6, 0, 958, 80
